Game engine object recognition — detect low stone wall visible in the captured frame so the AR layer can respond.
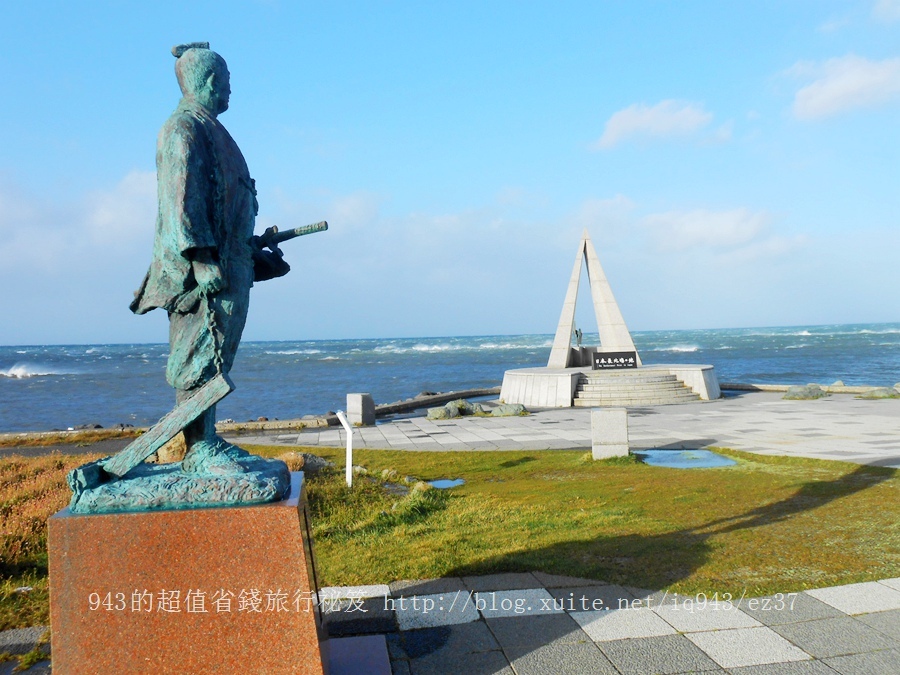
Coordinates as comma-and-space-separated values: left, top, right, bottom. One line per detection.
499, 368, 583, 407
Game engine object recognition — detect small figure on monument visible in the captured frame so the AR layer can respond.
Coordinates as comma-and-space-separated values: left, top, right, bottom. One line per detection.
130, 42, 289, 474
66, 43, 327, 513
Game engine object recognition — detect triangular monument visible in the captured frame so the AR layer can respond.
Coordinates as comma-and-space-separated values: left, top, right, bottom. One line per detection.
547, 229, 642, 368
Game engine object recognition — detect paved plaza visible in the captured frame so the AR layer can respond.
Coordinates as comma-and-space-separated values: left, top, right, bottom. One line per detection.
318, 573, 900, 674
6, 575, 898, 674
234, 391, 900, 469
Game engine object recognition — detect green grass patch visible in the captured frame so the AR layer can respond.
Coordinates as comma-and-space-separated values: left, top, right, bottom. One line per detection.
250, 445, 899, 597
1, 446, 897, 630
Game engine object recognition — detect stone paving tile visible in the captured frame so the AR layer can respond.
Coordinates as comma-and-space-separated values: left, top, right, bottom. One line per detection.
485, 613, 590, 649
408, 649, 513, 675
654, 601, 762, 632
621, 587, 679, 608
462, 572, 542, 592
821, 648, 900, 674
598, 634, 721, 674
530, 571, 609, 588
0, 659, 52, 675
389, 577, 467, 597
686, 626, 812, 669
392, 622, 500, 659
322, 597, 397, 636
770, 616, 898, 658
878, 577, 900, 592
320, 584, 391, 599
740, 592, 845, 625
571, 608, 678, 642
806, 582, 900, 615
395, 591, 480, 630
727, 661, 841, 674
504, 641, 618, 675
548, 583, 636, 611
474, 589, 561, 618
390, 660, 412, 675
0, 627, 47, 655
853, 609, 900, 641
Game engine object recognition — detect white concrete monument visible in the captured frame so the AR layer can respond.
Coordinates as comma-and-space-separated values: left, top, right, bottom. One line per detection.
547, 229, 641, 369
499, 230, 721, 408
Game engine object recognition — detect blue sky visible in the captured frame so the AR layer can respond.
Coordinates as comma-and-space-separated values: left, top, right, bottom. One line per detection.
1, 1, 898, 345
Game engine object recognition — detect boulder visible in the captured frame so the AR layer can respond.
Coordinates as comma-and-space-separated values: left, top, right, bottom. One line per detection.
857, 387, 900, 399
426, 406, 452, 420
446, 399, 475, 417
492, 403, 528, 416
783, 384, 828, 400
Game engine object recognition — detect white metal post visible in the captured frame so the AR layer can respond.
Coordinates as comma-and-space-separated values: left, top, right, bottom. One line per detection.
335, 410, 353, 487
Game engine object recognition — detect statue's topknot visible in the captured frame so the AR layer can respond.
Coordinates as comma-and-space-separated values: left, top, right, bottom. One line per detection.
172, 42, 210, 58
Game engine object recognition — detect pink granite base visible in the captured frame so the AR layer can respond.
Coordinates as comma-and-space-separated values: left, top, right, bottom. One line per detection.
49, 472, 324, 674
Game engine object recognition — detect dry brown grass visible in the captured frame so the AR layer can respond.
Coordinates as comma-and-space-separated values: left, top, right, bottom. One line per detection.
0, 452, 104, 630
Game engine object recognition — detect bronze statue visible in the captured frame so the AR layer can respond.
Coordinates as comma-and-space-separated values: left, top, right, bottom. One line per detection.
67, 43, 326, 512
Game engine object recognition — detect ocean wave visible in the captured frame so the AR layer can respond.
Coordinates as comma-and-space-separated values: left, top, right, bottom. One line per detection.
478, 342, 550, 350
0, 363, 70, 378
265, 349, 322, 355
791, 331, 812, 336
649, 345, 699, 353
320, 356, 340, 361
785, 344, 809, 349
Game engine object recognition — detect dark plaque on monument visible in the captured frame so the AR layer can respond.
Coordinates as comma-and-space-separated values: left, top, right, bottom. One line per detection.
593, 351, 638, 370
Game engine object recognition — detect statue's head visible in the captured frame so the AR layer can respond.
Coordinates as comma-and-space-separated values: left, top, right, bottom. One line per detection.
172, 42, 230, 115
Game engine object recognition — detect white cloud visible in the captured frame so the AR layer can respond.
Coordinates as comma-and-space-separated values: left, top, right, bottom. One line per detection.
642, 208, 771, 252
873, 0, 900, 22
83, 171, 156, 246
595, 100, 714, 149
790, 54, 900, 120
0, 171, 156, 275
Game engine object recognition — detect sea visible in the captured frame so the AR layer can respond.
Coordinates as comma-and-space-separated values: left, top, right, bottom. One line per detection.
1, 323, 899, 434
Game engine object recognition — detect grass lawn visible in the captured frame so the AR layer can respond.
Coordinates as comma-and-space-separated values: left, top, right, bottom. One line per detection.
1, 446, 897, 632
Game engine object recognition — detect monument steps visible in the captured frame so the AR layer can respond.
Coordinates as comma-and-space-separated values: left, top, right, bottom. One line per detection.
573, 371, 700, 406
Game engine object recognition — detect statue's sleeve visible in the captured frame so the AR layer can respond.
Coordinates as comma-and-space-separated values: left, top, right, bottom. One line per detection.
157, 115, 218, 257
130, 113, 218, 315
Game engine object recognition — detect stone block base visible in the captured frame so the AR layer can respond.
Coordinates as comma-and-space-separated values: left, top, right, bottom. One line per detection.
49, 472, 324, 674
592, 408, 629, 459
347, 393, 376, 426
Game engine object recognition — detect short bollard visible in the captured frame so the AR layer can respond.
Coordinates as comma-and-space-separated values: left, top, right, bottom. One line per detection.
591, 408, 629, 459
347, 392, 375, 426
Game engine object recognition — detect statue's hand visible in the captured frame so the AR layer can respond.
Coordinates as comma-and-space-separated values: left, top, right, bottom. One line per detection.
252, 248, 291, 282
193, 260, 227, 296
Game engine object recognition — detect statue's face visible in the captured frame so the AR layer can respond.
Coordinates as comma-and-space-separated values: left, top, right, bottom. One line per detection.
195, 63, 231, 115
213, 66, 231, 114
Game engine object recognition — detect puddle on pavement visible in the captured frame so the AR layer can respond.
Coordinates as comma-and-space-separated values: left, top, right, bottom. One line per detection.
428, 478, 466, 489
634, 449, 737, 469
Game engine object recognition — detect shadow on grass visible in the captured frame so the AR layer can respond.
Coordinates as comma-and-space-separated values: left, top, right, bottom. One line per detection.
444, 464, 896, 591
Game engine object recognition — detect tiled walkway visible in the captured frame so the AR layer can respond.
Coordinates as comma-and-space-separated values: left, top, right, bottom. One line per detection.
234, 391, 900, 469
320, 572, 900, 674
8, 574, 896, 674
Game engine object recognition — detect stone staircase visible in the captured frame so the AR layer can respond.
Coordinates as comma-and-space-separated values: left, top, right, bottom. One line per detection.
573, 370, 701, 407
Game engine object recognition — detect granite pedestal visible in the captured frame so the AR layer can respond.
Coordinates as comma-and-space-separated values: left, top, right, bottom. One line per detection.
49, 472, 324, 674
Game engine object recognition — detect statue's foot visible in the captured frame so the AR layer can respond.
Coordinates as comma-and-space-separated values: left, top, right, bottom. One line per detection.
181, 439, 248, 475
212, 436, 251, 460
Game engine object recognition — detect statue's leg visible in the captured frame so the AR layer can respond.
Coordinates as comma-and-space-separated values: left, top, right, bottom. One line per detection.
180, 395, 248, 474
